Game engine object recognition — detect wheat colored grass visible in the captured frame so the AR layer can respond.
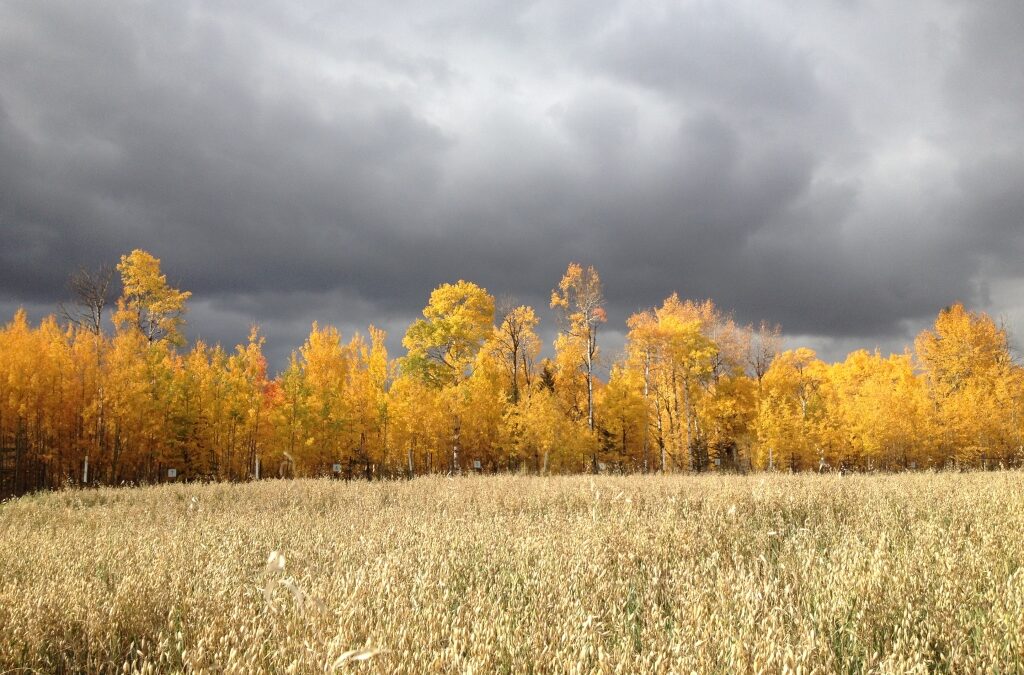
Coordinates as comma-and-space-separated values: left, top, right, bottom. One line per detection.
1, 472, 1022, 673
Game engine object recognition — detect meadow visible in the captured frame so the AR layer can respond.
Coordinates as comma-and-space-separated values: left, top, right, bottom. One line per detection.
1, 471, 1022, 673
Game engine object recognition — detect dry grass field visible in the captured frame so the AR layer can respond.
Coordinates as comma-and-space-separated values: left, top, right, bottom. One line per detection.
1, 472, 1022, 673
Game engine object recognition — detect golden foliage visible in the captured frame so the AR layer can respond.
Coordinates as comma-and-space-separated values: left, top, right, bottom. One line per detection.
2, 250, 1023, 491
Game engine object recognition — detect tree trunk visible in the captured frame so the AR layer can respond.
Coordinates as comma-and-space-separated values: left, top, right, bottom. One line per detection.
643, 350, 651, 473
511, 342, 520, 404
452, 416, 461, 474
586, 350, 594, 432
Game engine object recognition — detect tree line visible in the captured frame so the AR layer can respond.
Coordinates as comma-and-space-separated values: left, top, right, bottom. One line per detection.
1, 250, 1021, 495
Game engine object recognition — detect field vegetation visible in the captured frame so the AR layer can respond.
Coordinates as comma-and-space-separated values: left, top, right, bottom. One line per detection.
2, 471, 1022, 673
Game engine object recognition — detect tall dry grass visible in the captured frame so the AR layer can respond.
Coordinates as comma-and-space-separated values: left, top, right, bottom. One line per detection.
1, 472, 1022, 673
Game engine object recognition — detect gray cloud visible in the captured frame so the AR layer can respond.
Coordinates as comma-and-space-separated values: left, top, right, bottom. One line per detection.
2, 0, 1024, 366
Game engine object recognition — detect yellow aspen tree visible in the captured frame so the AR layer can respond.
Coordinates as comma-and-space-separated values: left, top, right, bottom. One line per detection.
755, 348, 829, 471
653, 294, 717, 471
70, 324, 105, 483
488, 304, 541, 404
550, 263, 605, 439
460, 349, 507, 471
114, 249, 192, 346
368, 326, 390, 470
915, 303, 1016, 466
625, 309, 661, 472
295, 322, 352, 475
599, 364, 647, 470
225, 327, 272, 480
388, 372, 447, 476
103, 327, 152, 482
346, 331, 389, 478
402, 280, 495, 472
175, 340, 214, 477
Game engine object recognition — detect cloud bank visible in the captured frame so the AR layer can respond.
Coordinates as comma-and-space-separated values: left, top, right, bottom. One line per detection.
2, 0, 1023, 367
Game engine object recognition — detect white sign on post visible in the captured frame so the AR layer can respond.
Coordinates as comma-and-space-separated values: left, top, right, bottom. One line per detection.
167, 468, 177, 479
332, 463, 342, 473
473, 460, 482, 470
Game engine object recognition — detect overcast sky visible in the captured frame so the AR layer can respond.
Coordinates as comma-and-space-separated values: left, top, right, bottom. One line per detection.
2, 0, 1024, 370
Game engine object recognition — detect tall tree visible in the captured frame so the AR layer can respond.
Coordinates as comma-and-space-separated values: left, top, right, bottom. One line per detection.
915, 303, 1018, 465
114, 250, 192, 346
297, 322, 353, 474
403, 281, 495, 387
625, 309, 665, 471
403, 280, 495, 471
749, 321, 781, 388
550, 263, 605, 469
60, 265, 114, 336
488, 302, 541, 404
755, 348, 829, 471
60, 264, 115, 485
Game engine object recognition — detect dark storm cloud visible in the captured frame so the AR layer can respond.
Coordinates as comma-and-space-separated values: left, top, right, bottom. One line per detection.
2, 0, 1024, 365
